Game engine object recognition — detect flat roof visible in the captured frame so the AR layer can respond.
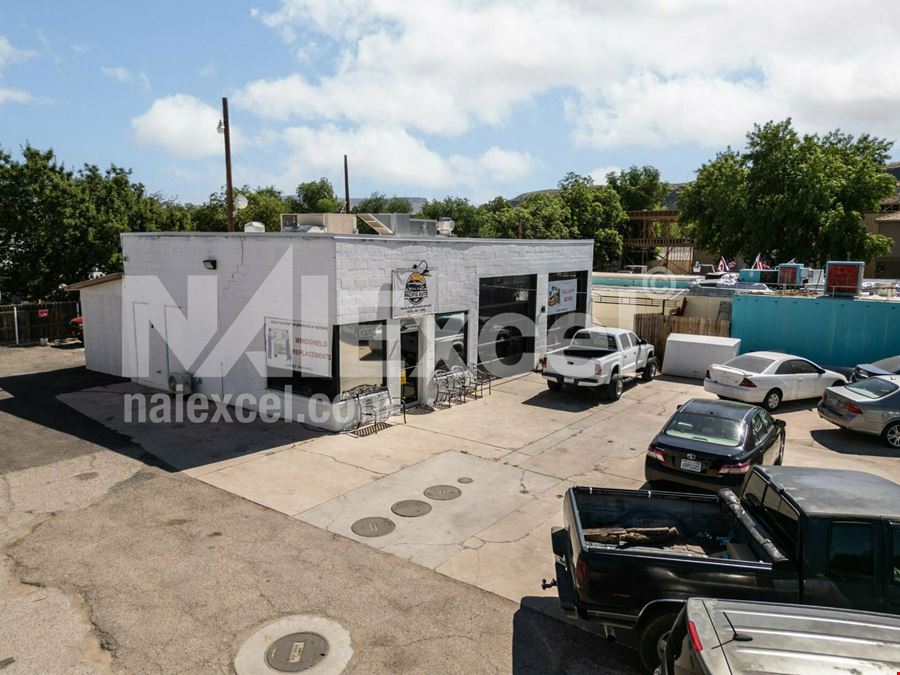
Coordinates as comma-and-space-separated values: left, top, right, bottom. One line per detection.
760, 466, 900, 519
120, 232, 593, 246
64, 272, 123, 291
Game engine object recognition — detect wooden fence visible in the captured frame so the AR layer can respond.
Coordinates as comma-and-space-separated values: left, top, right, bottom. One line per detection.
0, 301, 80, 344
633, 313, 731, 362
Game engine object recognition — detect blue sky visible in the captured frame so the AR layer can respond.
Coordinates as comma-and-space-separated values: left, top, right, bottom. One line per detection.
2, 1, 898, 205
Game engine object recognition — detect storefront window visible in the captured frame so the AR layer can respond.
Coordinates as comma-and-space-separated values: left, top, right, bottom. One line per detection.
435, 311, 467, 370
266, 325, 338, 398
478, 275, 536, 373
547, 270, 588, 349
339, 321, 386, 393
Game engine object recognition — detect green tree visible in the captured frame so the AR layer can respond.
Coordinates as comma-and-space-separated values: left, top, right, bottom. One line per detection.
290, 178, 339, 213
0, 146, 173, 299
188, 191, 228, 232
557, 172, 627, 267
605, 165, 668, 211
352, 192, 412, 214
680, 119, 895, 264
235, 186, 289, 231
420, 196, 482, 237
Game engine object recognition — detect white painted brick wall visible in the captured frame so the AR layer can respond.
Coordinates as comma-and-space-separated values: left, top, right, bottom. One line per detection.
115, 232, 592, 429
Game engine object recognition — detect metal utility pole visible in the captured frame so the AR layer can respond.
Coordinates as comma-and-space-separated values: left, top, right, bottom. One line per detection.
221, 97, 235, 232
343, 154, 351, 213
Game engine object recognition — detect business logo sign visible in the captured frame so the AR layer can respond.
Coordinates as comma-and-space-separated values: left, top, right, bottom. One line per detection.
393, 269, 436, 317
547, 279, 577, 315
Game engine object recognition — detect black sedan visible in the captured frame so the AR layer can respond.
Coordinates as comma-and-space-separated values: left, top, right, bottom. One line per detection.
851, 355, 900, 382
645, 398, 785, 492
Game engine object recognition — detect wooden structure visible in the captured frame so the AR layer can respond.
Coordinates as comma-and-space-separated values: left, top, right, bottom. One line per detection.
633, 312, 731, 362
622, 209, 694, 274
0, 301, 80, 344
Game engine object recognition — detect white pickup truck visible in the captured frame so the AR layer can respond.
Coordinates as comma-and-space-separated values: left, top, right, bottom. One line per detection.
541, 327, 656, 400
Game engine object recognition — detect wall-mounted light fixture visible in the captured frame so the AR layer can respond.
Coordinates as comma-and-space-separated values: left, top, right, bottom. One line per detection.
202, 259, 217, 271
412, 260, 430, 275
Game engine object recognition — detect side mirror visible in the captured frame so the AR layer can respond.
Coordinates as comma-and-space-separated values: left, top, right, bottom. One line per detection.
639, 338, 648, 345
817, 367, 826, 375
775, 419, 786, 428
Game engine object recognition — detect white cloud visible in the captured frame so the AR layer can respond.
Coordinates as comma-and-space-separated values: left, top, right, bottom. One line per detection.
102, 66, 151, 89
0, 35, 37, 69
240, 0, 900, 149
588, 166, 621, 185
277, 124, 534, 192
0, 87, 32, 105
131, 94, 225, 159
101, 66, 131, 82
0, 36, 38, 106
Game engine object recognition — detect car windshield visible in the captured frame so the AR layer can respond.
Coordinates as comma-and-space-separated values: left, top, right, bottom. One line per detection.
725, 355, 775, 373
845, 378, 899, 399
872, 355, 900, 373
571, 331, 616, 350
664, 412, 745, 447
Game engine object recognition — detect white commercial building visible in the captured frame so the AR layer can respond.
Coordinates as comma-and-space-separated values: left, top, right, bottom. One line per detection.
75, 226, 593, 430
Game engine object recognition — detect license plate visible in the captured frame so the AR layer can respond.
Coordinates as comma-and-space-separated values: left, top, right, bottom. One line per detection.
680, 459, 702, 472
564, 377, 574, 384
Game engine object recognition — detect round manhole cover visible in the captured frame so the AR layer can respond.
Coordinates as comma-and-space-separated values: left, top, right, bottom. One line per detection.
265, 632, 329, 672
423, 485, 462, 500
391, 499, 432, 517
350, 516, 395, 537
457, 477, 473, 484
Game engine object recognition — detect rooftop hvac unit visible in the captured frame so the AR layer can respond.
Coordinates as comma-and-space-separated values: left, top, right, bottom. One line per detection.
167, 372, 193, 395
436, 218, 456, 236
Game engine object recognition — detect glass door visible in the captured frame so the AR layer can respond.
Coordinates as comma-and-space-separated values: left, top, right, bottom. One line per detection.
400, 319, 419, 403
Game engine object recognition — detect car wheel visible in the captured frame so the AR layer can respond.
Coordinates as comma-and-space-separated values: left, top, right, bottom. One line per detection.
641, 360, 657, 382
883, 422, 900, 449
607, 374, 623, 401
763, 389, 782, 411
546, 380, 563, 393
638, 612, 678, 674
775, 434, 785, 465
831, 380, 844, 388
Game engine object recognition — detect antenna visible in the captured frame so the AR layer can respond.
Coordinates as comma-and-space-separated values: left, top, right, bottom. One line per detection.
722, 612, 753, 644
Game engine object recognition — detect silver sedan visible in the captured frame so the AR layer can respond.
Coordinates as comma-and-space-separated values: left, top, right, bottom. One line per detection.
818, 375, 900, 449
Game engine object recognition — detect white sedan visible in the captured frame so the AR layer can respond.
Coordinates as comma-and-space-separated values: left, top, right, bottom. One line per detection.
704, 351, 847, 411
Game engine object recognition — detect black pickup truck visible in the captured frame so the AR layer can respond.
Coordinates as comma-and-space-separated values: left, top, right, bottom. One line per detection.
548, 466, 900, 672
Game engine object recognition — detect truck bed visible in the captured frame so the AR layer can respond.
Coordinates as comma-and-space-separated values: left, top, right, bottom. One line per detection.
555, 486, 795, 625
570, 486, 782, 561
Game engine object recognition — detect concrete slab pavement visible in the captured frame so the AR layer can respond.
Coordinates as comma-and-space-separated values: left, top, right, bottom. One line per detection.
299, 451, 560, 570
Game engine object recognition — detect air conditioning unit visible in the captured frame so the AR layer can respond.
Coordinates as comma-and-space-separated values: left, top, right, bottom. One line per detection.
167, 372, 193, 395
436, 217, 456, 236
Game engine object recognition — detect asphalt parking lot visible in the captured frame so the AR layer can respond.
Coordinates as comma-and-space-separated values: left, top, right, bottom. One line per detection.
0, 345, 641, 675
3, 343, 898, 674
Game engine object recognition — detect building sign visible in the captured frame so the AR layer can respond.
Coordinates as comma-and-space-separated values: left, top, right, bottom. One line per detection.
547, 279, 577, 315
825, 261, 864, 297
393, 269, 437, 317
264, 317, 332, 377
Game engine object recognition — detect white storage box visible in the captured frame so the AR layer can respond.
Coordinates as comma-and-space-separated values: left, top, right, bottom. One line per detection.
663, 333, 741, 379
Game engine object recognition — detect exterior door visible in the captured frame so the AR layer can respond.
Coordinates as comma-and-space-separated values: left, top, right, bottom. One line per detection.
400, 320, 419, 404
